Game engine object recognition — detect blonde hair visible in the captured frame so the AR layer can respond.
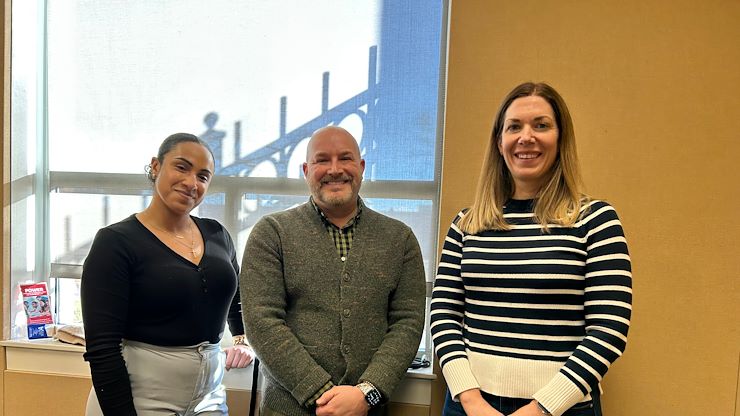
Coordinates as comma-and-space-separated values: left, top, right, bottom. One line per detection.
458, 82, 587, 234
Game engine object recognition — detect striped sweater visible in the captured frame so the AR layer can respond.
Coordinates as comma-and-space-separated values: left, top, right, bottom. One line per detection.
431, 199, 632, 416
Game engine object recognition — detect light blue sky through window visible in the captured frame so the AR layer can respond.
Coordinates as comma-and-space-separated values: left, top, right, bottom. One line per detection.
47, 1, 443, 182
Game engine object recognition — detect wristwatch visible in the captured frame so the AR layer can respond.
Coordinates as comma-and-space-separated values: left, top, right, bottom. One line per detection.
232, 334, 248, 346
356, 381, 382, 408
536, 400, 553, 416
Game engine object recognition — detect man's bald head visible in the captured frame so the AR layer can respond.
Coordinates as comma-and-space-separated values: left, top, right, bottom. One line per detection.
302, 126, 365, 219
305, 126, 361, 162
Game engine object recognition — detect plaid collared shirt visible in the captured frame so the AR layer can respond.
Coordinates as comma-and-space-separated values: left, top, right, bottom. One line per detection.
303, 198, 363, 407
310, 197, 362, 261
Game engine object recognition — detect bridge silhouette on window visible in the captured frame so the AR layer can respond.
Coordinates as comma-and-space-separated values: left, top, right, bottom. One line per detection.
200, 46, 379, 179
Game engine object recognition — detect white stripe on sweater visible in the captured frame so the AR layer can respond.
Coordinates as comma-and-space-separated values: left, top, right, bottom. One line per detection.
465, 286, 583, 295
462, 272, 585, 280
466, 298, 584, 310
465, 311, 585, 326
464, 246, 587, 255
462, 258, 586, 266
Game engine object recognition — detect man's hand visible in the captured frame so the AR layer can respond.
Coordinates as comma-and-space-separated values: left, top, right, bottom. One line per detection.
223, 345, 255, 370
508, 400, 547, 416
459, 389, 505, 416
315, 385, 369, 416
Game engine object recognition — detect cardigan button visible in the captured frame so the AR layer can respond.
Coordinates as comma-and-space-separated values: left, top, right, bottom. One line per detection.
342, 273, 350, 282
343, 309, 351, 317
343, 345, 350, 354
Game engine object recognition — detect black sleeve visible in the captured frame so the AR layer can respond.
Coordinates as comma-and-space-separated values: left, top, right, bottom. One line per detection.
224, 226, 245, 337
81, 227, 137, 416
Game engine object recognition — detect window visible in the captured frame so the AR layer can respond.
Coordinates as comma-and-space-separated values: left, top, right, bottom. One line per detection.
9, 0, 446, 354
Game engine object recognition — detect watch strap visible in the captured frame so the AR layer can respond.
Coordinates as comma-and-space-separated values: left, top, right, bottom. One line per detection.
232, 334, 248, 346
536, 400, 553, 415
356, 381, 382, 408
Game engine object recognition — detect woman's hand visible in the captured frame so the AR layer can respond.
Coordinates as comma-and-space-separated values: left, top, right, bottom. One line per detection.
223, 344, 255, 370
509, 400, 547, 416
459, 389, 505, 416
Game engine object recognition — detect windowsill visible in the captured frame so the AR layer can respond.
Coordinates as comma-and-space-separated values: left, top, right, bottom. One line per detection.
1, 338, 86, 352
405, 364, 435, 380
1, 338, 435, 405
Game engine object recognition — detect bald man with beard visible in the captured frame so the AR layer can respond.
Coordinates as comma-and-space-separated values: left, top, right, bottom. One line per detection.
240, 126, 426, 416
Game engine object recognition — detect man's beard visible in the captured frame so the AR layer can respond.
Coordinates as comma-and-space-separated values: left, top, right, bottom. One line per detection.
316, 189, 353, 207
312, 175, 358, 207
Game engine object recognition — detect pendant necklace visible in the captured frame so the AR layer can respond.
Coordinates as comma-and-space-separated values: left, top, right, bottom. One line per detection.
147, 220, 201, 259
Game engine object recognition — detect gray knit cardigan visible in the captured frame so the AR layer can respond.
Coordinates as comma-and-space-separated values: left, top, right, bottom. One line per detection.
240, 201, 426, 416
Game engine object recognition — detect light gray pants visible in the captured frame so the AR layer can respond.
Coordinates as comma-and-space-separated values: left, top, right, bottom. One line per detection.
86, 340, 228, 416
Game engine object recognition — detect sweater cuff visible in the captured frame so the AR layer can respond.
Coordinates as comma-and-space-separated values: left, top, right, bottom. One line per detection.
290, 368, 333, 406
304, 381, 335, 407
440, 357, 480, 401
531, 372, 586, 416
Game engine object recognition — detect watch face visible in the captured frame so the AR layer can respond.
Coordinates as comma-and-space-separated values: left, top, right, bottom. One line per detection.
365, 389, 382, 407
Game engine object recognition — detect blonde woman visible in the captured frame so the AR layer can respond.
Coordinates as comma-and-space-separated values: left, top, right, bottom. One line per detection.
432, 83, 632, 416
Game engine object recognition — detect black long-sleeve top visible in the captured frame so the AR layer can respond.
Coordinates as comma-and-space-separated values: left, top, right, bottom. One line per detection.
81, 215, 244, 415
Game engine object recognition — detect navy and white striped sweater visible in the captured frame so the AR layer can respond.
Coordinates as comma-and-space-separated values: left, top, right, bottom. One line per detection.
431, 199, 632, 416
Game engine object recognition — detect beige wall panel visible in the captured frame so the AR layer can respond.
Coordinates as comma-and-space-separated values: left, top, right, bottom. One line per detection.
387, 402, 429, 416
736, 353, 740, 415
226, 390, 431, 416
4, 371, 91, 416
225, 389, 257, 416
0, 348, 4, 416
0, 374, 429, 416
440, 0, 740, 415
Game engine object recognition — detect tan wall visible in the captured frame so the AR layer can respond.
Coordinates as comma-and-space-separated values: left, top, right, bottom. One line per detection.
1, 373, 260, 416
0, 349, 4, 415
4, 372, 91, 415
0, 377, 422, 416
434, 0, 740, 415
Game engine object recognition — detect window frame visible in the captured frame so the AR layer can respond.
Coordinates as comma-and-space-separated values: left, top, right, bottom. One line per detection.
6, 0, 450, 358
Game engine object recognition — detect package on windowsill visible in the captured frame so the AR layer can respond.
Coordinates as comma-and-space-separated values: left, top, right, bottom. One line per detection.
54, 324, 86, 346
20, 282, 54, 339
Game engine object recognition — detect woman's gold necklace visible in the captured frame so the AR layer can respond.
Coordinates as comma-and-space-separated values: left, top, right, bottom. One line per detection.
147, 220, 201, 259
